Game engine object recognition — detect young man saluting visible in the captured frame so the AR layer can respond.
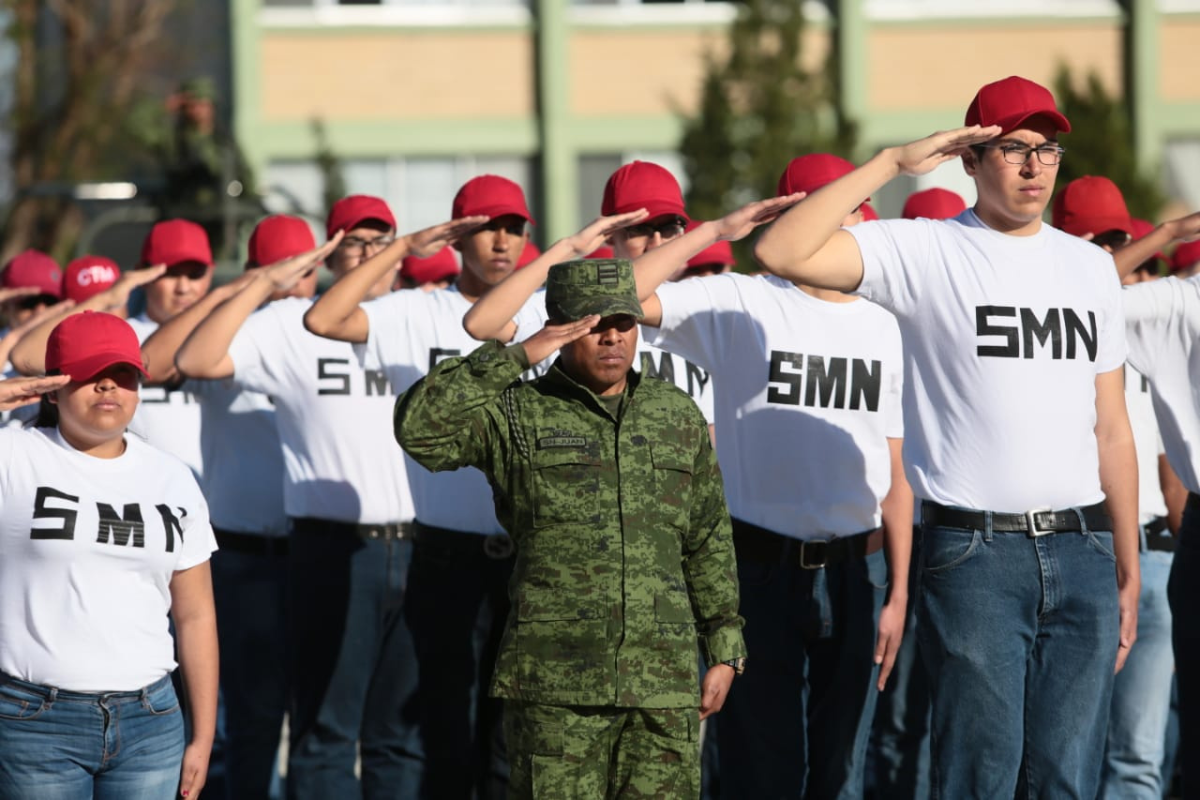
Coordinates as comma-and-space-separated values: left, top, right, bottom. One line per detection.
755, 76, 1139, 798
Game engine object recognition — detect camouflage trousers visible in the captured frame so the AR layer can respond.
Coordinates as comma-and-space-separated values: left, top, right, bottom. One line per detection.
503, 701, 700, 799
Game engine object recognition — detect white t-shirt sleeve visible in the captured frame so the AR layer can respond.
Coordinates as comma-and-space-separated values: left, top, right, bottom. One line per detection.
1122, 279, 1192, 378
1093, 271, 1128, 375
847, 219, 936, 316
227, 302, 286, 396
649, 275, 747, 371
512, 292, 550, 343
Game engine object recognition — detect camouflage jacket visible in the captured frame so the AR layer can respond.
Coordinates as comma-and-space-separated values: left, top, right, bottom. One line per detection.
395, 340, 745, 708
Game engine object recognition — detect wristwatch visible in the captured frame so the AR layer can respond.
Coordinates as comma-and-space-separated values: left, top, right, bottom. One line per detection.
721, 657, 747, 676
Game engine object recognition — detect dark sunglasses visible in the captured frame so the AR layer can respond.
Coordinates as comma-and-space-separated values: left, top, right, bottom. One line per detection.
623, 217, 687, 240
14, 294, 59, 311
593, 314, 638, 333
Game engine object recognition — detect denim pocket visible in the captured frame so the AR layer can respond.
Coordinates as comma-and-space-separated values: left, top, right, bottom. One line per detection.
0, 682, 48, 721
922, 527, 983, 573
141, 680, 180, 716
1085, 530, 1117, 563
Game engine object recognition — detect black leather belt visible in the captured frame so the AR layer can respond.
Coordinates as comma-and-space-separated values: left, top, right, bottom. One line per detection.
731, 518, 881, 570
214, 528, 289, 557
921, 501, 1111, 537
290, 517, 413, 542
413, 519, 515, 560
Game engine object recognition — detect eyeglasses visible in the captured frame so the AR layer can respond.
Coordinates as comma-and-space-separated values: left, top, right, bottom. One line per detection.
339, 235, 396, 253
622, 217, 687, 241
980, 142, 1066, 167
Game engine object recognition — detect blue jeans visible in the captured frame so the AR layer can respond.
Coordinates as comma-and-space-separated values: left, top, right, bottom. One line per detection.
0, 672, 184, 800
1167, 498, 1200, 797
870, 528, 930, 800
212, 539, 289, 799
404, 529, 512, 799
1100, 534, 1174, 799
286, 522, 422, 800
717, 528, 887, 799
917, 516, 1119, 798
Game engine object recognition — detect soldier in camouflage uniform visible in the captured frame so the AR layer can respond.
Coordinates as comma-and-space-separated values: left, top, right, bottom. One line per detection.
394, 258, 746, 799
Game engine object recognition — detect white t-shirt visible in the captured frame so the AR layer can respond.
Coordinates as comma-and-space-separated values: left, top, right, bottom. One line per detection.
512, 292, 716, 423
227, 297, 413, 525
0, 426, 215, 692
195, 378, 288, 537
849, 211, 1127, 512
649, 273, 903, 538
361, 286, 506, 535
1122, 276, 1200, 495
1123, 364, 1168, 523
126, 314, 204, 478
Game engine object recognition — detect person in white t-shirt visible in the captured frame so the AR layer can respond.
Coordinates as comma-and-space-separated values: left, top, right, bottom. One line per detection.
141, 214, 323, 799
1052, 175, 1181, 799
175, 196, 478, 800
622, 154, 911, 798
754, 75, 1138, 798
0, 311, 217, 800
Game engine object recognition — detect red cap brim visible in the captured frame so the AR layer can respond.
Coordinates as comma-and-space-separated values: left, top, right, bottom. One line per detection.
57, 353, 149, 383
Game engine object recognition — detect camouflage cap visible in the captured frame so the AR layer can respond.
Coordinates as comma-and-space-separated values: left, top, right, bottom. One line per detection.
545, 259, 644, 323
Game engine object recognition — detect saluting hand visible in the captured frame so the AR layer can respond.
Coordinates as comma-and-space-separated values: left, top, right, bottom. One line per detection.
103, 264, 168, 311
892, 125, 1002, 177
521, 315, 602, 366
564, 209, 651, 257
264, 232, 344, 292
1163, 210, 1200, 244
713, 193, 806, 242
405, 216, 491, 259
0, 374, 70, 411
0, 285, 40, 304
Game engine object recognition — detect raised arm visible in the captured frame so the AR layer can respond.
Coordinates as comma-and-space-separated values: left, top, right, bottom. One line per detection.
1114, 210, 1200, 279
0, 301, 71, 371
461, 210, 650, 342
176, 240, 337, 379
9, 266, 165, 375
630, 195, 803, 327
304, 217, 486, 343
141, 273, 256, 385
755, 126, 999, 291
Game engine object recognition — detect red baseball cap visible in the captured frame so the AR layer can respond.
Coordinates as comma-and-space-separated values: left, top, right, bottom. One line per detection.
516, 240, 541, 269
777, 154, 867, 200
45, 311, 149, 382
902, 188, 968, 220
400, 249, 460, 286
602, 161, 689, 222
248, 215, 317, 268
140, 219, 213, 267
2, 250, 62, 298
966, 76, 1071, 135
326, 195, 396, 239
860, 203, 880, 221
1171, 240, 1200, 274
586, 245, 614, 259
63, 256, 120, 303
453, 175, 535, 224
1051, 176, 1133, 238
682, 221, 735, 271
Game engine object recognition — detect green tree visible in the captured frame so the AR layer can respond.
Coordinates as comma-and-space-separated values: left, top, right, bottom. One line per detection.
1054, 66, 1163, 220
678, 0, 856, 270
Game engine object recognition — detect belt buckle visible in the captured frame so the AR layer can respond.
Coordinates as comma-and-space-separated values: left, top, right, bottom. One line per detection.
1024, 507, 1053, 538
483, 533, 514, 560
799, 539, 828, 569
